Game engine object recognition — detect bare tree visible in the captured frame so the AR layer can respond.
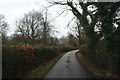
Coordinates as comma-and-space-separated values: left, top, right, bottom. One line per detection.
16, 10, 43, 45
42, 20, 53, 44
0, 15, 8, 36
15, 10, 54, 45
42, 9, 55, 45
0, 15, 9, 45
42, 9, 49, 44
71, 20, 86, 45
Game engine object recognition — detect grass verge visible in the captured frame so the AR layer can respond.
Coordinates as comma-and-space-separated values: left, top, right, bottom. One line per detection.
24, 52, 66, 78
76, 52, 106, 78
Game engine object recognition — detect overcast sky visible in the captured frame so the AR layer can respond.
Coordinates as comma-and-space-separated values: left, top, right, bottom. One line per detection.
0, 0, 75, 38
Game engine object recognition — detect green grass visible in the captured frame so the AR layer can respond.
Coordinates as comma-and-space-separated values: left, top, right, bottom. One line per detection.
76, 52, 106, 78
24, 52, 66, 78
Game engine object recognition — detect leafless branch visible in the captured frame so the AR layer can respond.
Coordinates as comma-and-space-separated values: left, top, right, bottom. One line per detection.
51, 8, 71, 21
67, 17, 76, 28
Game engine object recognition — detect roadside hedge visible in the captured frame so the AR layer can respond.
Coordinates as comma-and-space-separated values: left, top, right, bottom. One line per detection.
2, 45, 35, 78
79, 44, 109, 70
2, 45, 76, 78
79, 43, 120, 77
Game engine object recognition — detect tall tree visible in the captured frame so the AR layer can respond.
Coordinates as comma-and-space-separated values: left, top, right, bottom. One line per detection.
71, 20, 87, 45
0, 15, 9, 45
97, 2, 120, 51
42, 9, 53, 45
48, 0, 120, 59
0, 15, 8, 36
97, 2, 120, 74
15, 10, 43, 45
48, 0, 120, 76
48, 0, 101, 58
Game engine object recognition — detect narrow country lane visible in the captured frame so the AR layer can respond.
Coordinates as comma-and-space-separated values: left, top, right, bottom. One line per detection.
45, 50, 90, 78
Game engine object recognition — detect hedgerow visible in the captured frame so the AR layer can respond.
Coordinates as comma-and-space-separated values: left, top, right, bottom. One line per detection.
2, 45, 76, 78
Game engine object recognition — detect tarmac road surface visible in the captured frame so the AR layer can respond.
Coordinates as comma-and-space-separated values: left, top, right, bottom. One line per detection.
45, 50, 90, 78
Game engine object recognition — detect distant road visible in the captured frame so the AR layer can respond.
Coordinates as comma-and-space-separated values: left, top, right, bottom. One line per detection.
45, 50, 90, 78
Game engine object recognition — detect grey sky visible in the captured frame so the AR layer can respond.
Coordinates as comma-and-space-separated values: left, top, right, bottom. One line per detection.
0, 0, 74, 38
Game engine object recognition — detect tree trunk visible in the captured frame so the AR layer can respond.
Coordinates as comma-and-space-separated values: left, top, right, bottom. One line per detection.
86, 27, 97, 60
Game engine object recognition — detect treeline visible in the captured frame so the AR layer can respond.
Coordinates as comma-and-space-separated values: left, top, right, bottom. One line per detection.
1, 10, 58, 46
1, 10, 79, 47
